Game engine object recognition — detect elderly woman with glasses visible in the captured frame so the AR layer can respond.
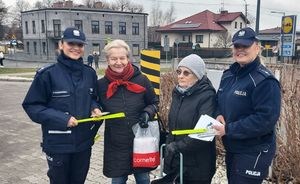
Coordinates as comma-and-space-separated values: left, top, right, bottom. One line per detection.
152, 54, 217, 184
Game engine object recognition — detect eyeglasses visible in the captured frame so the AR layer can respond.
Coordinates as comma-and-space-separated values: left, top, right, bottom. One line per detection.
176, 69, 192, 76
67, 42, 84, 48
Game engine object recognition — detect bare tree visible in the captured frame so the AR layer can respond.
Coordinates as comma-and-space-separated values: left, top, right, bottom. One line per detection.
213, 31, 232, 48
109, 0, 143, 13
149, 1, 163, 26
0, 0, 8, 39
0, 0, 7, 24
164, 2, 176, 25
12, 0, 31, 28
34, 0, 53, 9
149, 1, 176, 26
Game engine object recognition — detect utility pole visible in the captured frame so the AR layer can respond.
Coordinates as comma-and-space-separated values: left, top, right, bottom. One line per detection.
255, 0, 261, 33
244, 0, 249, 24
270, 11, 286, 63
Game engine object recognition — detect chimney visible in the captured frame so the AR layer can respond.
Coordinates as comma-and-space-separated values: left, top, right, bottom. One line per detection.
94, 1, 103, 9
220, 10, 228, 14
52, 1, 64, 8
64, 1, 74, 8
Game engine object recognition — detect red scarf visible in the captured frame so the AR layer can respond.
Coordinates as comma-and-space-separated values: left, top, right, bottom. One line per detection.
105, 63, 146, 99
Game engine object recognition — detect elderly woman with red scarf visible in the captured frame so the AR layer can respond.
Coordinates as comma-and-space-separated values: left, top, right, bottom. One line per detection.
97, 39, 159, 184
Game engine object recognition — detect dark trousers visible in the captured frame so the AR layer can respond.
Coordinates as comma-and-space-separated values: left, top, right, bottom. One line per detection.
46, 148, 92, 184
225, 147, 275, 184
0, 58, 3, 66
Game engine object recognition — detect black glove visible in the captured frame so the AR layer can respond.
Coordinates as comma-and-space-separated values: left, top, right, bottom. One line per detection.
164, 142, 178, 173
138, 112, 150, 128
165, 142, 178, 157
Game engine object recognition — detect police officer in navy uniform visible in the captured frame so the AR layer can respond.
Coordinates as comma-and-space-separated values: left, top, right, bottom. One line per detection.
212, 27, 281, 184
22, 27, 102, 184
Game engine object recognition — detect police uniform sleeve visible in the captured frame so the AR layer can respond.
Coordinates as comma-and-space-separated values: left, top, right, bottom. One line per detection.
22, 72, 71, 129
225, 79, 281, 139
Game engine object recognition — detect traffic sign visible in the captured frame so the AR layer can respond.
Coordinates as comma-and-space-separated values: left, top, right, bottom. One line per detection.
281, 15, 297, 57
11, 39, 17, 46
163, 36, 170, 52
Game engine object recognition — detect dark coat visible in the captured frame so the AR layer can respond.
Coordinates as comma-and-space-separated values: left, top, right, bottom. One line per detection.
217, 57, 281, 153
22, 54, 100, 153
97, 65, 159, 178
165, 76, 217, 181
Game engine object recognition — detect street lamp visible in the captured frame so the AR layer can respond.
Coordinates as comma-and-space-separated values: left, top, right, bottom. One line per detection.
270, 11, 286, 62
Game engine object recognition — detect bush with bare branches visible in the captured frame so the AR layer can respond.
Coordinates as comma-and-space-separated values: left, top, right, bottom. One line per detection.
268, 64, 300, 183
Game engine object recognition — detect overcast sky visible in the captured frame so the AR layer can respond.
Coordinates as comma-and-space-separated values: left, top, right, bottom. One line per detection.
5, 0, 300, 30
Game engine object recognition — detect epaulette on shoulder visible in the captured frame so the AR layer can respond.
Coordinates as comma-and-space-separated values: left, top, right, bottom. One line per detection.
221, 68, 233, 79
250, 65, 275, 87
36, 64, 55, 75
257, 65, 273, 78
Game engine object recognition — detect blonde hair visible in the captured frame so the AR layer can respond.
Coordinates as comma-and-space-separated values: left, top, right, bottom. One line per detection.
103, 39, 130, 58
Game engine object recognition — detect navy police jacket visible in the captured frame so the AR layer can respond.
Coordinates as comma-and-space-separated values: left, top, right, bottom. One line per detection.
22, 53, 100, 153
217, 57, 281, 153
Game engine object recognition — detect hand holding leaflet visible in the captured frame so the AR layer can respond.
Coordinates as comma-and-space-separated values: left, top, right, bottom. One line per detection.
188, 114, 222, 141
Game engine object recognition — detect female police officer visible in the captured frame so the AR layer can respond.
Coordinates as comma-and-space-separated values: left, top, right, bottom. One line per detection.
22, 27, 102, 184
213, 27, 281, 184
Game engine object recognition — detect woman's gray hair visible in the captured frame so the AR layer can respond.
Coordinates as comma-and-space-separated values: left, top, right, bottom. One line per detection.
103, 39, 131, 58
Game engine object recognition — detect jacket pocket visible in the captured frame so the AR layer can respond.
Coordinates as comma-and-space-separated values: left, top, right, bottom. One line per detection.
50, 90, 71, 111
234, 146, 275, 179
47, 129, 74, 145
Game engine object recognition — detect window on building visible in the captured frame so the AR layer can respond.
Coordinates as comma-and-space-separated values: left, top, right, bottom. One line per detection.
183, 35, 192, 42
92, 43, 100, 54
132, 23, 139, 35
119, 22, 126, 34
53, 20, 61, 37
74, 20, 83, 31
132, 44, 139, 56
235, 21, 237, 29
105, 21, 113, 34
196, 35, 204, 43
91, 21, 99, 34
240, 22, 243, 29
26, 42, 30, 54
25, 21, 28, 34
32, 21, 36, 34
42, 42, 46, 55
41, 20, 45, 33
33, 42, 37, 55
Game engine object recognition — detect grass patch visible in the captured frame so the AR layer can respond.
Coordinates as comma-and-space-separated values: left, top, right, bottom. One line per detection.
0, 68, 37, 74
96, 68, 105, 76
18, 75, 35, 78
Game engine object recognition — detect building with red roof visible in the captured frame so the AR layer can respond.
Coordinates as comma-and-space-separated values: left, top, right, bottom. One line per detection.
156, 10, 249, 48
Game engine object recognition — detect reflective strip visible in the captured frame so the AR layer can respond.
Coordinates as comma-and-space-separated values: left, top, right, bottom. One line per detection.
52, 91, 68, 94
48, 130, 72, 134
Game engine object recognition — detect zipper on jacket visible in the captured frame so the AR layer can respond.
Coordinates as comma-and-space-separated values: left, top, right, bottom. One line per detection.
174, 95, 184, 134
120, 87, 129, 125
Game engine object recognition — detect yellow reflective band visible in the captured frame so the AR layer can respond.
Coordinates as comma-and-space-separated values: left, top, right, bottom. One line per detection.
140, 60, 160, 71
154, 88, 160, 95
172, 128, 208, 135
77, 112, 125, 123
142, 73, 160, 83
141, 50, 160, 59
